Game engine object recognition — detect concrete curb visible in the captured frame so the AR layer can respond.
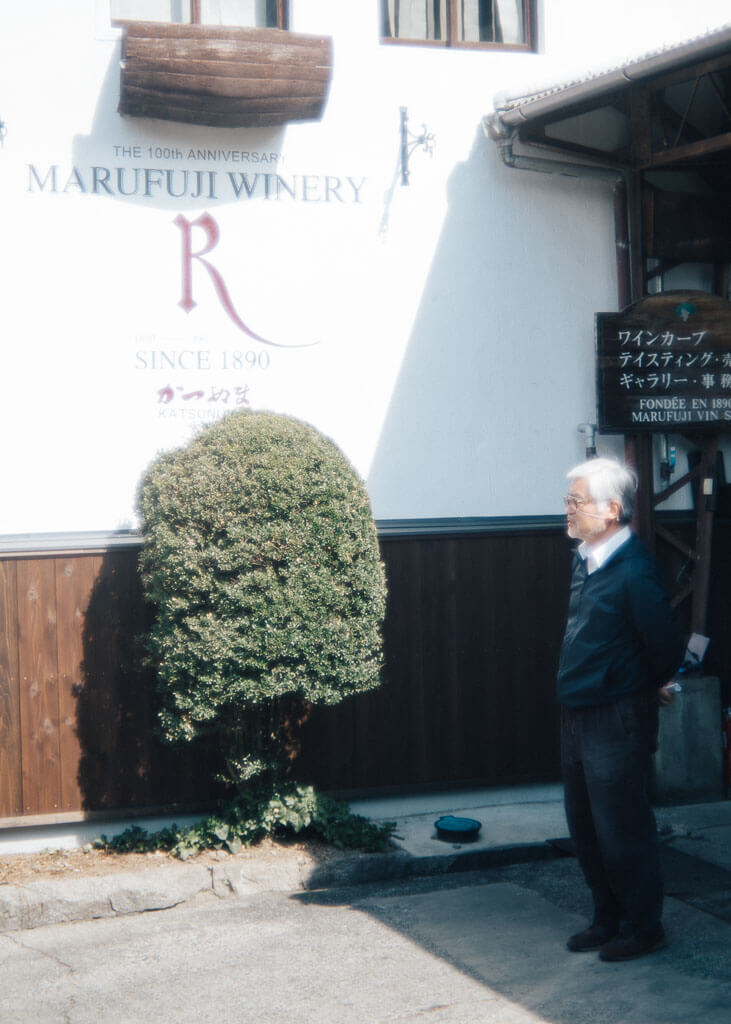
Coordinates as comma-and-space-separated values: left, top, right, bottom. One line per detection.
0, 841, 561, 933
0, 863, 212, 933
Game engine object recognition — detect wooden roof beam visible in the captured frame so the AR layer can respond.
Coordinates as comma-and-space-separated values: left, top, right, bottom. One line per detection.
643, 130, 731, 167
647, 52, 731, 92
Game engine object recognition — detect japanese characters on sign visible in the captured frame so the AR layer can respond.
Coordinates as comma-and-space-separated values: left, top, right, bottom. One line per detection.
596, 292, 731, 432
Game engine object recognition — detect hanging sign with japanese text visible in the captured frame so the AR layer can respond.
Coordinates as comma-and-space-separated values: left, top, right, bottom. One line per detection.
596, 292, 731, 432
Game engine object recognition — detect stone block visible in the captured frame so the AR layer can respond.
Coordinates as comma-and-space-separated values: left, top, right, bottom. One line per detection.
653, 675, 723, 805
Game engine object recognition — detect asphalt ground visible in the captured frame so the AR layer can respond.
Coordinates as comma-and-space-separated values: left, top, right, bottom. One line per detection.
1, 843, 729, 1024
1, 790, 730, 1023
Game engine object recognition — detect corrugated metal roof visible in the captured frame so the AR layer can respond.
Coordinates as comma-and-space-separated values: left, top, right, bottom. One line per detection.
491, 22, 731, 128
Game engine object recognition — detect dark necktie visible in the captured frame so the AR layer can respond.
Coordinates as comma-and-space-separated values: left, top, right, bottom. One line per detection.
574, 555, 588, 583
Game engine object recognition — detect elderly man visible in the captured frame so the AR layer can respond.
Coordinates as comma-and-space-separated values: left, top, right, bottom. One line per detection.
558, 457, 684, 962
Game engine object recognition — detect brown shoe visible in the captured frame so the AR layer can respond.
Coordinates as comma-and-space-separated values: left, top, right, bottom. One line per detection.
599, 925, 666, 962
567, 923, 619, 952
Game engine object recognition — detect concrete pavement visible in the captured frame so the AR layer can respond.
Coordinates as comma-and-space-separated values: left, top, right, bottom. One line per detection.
0, 839, 729, 1023
1, 784, 730, 931
0, 785, 729, 1023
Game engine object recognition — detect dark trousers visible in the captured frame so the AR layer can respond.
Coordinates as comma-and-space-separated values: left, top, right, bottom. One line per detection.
560, 690, 662, 936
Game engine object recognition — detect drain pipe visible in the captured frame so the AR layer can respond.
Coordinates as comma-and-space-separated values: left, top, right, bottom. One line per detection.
482, 117, 634, 308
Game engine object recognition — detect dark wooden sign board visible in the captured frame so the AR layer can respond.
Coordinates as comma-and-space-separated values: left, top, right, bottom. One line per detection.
596, 291, 731, 433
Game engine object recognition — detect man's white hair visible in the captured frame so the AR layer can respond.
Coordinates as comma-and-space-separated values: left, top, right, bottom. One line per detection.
567, 457, 637, 523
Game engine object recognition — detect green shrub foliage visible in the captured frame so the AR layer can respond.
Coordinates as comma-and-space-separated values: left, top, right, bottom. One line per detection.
137, 410, 387, 786
96, 784, 397, 858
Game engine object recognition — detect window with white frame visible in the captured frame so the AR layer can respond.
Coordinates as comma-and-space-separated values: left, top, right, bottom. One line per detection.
381, 0, 534, 49
110, 1, 288, 28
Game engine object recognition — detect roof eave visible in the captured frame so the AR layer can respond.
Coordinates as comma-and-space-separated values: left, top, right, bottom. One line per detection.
492, 23, 731, 130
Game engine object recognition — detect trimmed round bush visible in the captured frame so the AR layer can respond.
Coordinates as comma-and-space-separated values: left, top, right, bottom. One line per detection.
137, 410, 386, 786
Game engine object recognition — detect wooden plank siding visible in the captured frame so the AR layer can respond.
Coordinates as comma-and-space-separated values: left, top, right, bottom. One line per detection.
295, 529, 572, 793
56, 556, 99, 811
0, 561, 22, 816
0, 551, 219, 823
17, 558, 61, 814
0, 522, 728, 823
118, 21, 333, 128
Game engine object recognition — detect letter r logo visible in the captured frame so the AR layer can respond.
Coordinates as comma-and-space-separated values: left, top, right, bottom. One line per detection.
174, 211, 219, 313
173, 212, 316, 349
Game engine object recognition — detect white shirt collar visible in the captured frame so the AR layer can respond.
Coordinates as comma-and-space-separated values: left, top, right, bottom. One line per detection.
578, 525, 632, 575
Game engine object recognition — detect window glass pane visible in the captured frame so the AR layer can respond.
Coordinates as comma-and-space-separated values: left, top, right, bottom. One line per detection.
111, 1, 191, 21
200, 0, 273, 26
456, 0, 525, 44
457, 0, 483, 42
383, 1, 447, 41
495, 0, 525, 44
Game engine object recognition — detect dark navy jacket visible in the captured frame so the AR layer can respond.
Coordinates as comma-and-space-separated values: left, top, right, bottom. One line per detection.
557, 533, 684, 708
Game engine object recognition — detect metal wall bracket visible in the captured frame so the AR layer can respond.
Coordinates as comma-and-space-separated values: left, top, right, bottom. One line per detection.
400, 107, 434, 186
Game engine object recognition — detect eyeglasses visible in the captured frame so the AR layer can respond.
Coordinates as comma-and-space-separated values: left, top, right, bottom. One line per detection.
563, 494, 590, 511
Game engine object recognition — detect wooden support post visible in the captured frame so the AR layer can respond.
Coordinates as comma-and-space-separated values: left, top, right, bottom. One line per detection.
690, 435, 718, 635
625, 433, 655, 549
617, 85, 722, 629
623, 92, 655, 543
613, 178, 632, 310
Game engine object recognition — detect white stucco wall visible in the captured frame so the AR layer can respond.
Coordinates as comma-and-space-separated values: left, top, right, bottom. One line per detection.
0, 1, 729, 535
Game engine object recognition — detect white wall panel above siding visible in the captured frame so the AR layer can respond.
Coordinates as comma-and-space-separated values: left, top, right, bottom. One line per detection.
1, 1, 730, 538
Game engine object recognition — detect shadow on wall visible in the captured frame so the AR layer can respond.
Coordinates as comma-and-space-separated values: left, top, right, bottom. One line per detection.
76, 549, 222, 812
67, 40, 286, 212
367, 124, 609, 517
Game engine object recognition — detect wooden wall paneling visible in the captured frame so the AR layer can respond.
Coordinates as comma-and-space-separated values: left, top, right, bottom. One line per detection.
408, 537, 435, 785
530, 531, 570, 773
497, 533, 533, 780
442, 536, 467, 782
440, 536, 471, 782
475, 535, 504, 783
506, 532, 540, 777
298, 528, 572, 795
410, 538, 433, 784
55, 555, 101, 812
324, 691, 358, 791
329, 539, 403, 791
375, 540, 415, 787
524, 531, 567, 779
17, 558, 61, 815
444, 536, 469, 782
126, 549, 220, 810
77, 551, 127, 810
343, 572, 389, 791
84, 548, 172, 811
11, 521, 714, 819
499, 534, 530, 777
109, 549, 155, 809
293, 700, 340, 790
456, 535, 498, 782
425, 538, 458, 783
509, 532, 564, 780
387, 538, 429, 787
297, 536, 420, 792
300, 633, 382, 791
358, 540, 416, 790
0, 560, 22, 817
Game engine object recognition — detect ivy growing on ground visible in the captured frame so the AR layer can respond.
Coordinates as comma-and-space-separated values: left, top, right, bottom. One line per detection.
95, 784, 397, 859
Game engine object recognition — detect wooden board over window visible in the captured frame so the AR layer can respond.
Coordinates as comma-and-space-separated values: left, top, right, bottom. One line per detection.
596, 292, 731, 433
118, 20, 332, 127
